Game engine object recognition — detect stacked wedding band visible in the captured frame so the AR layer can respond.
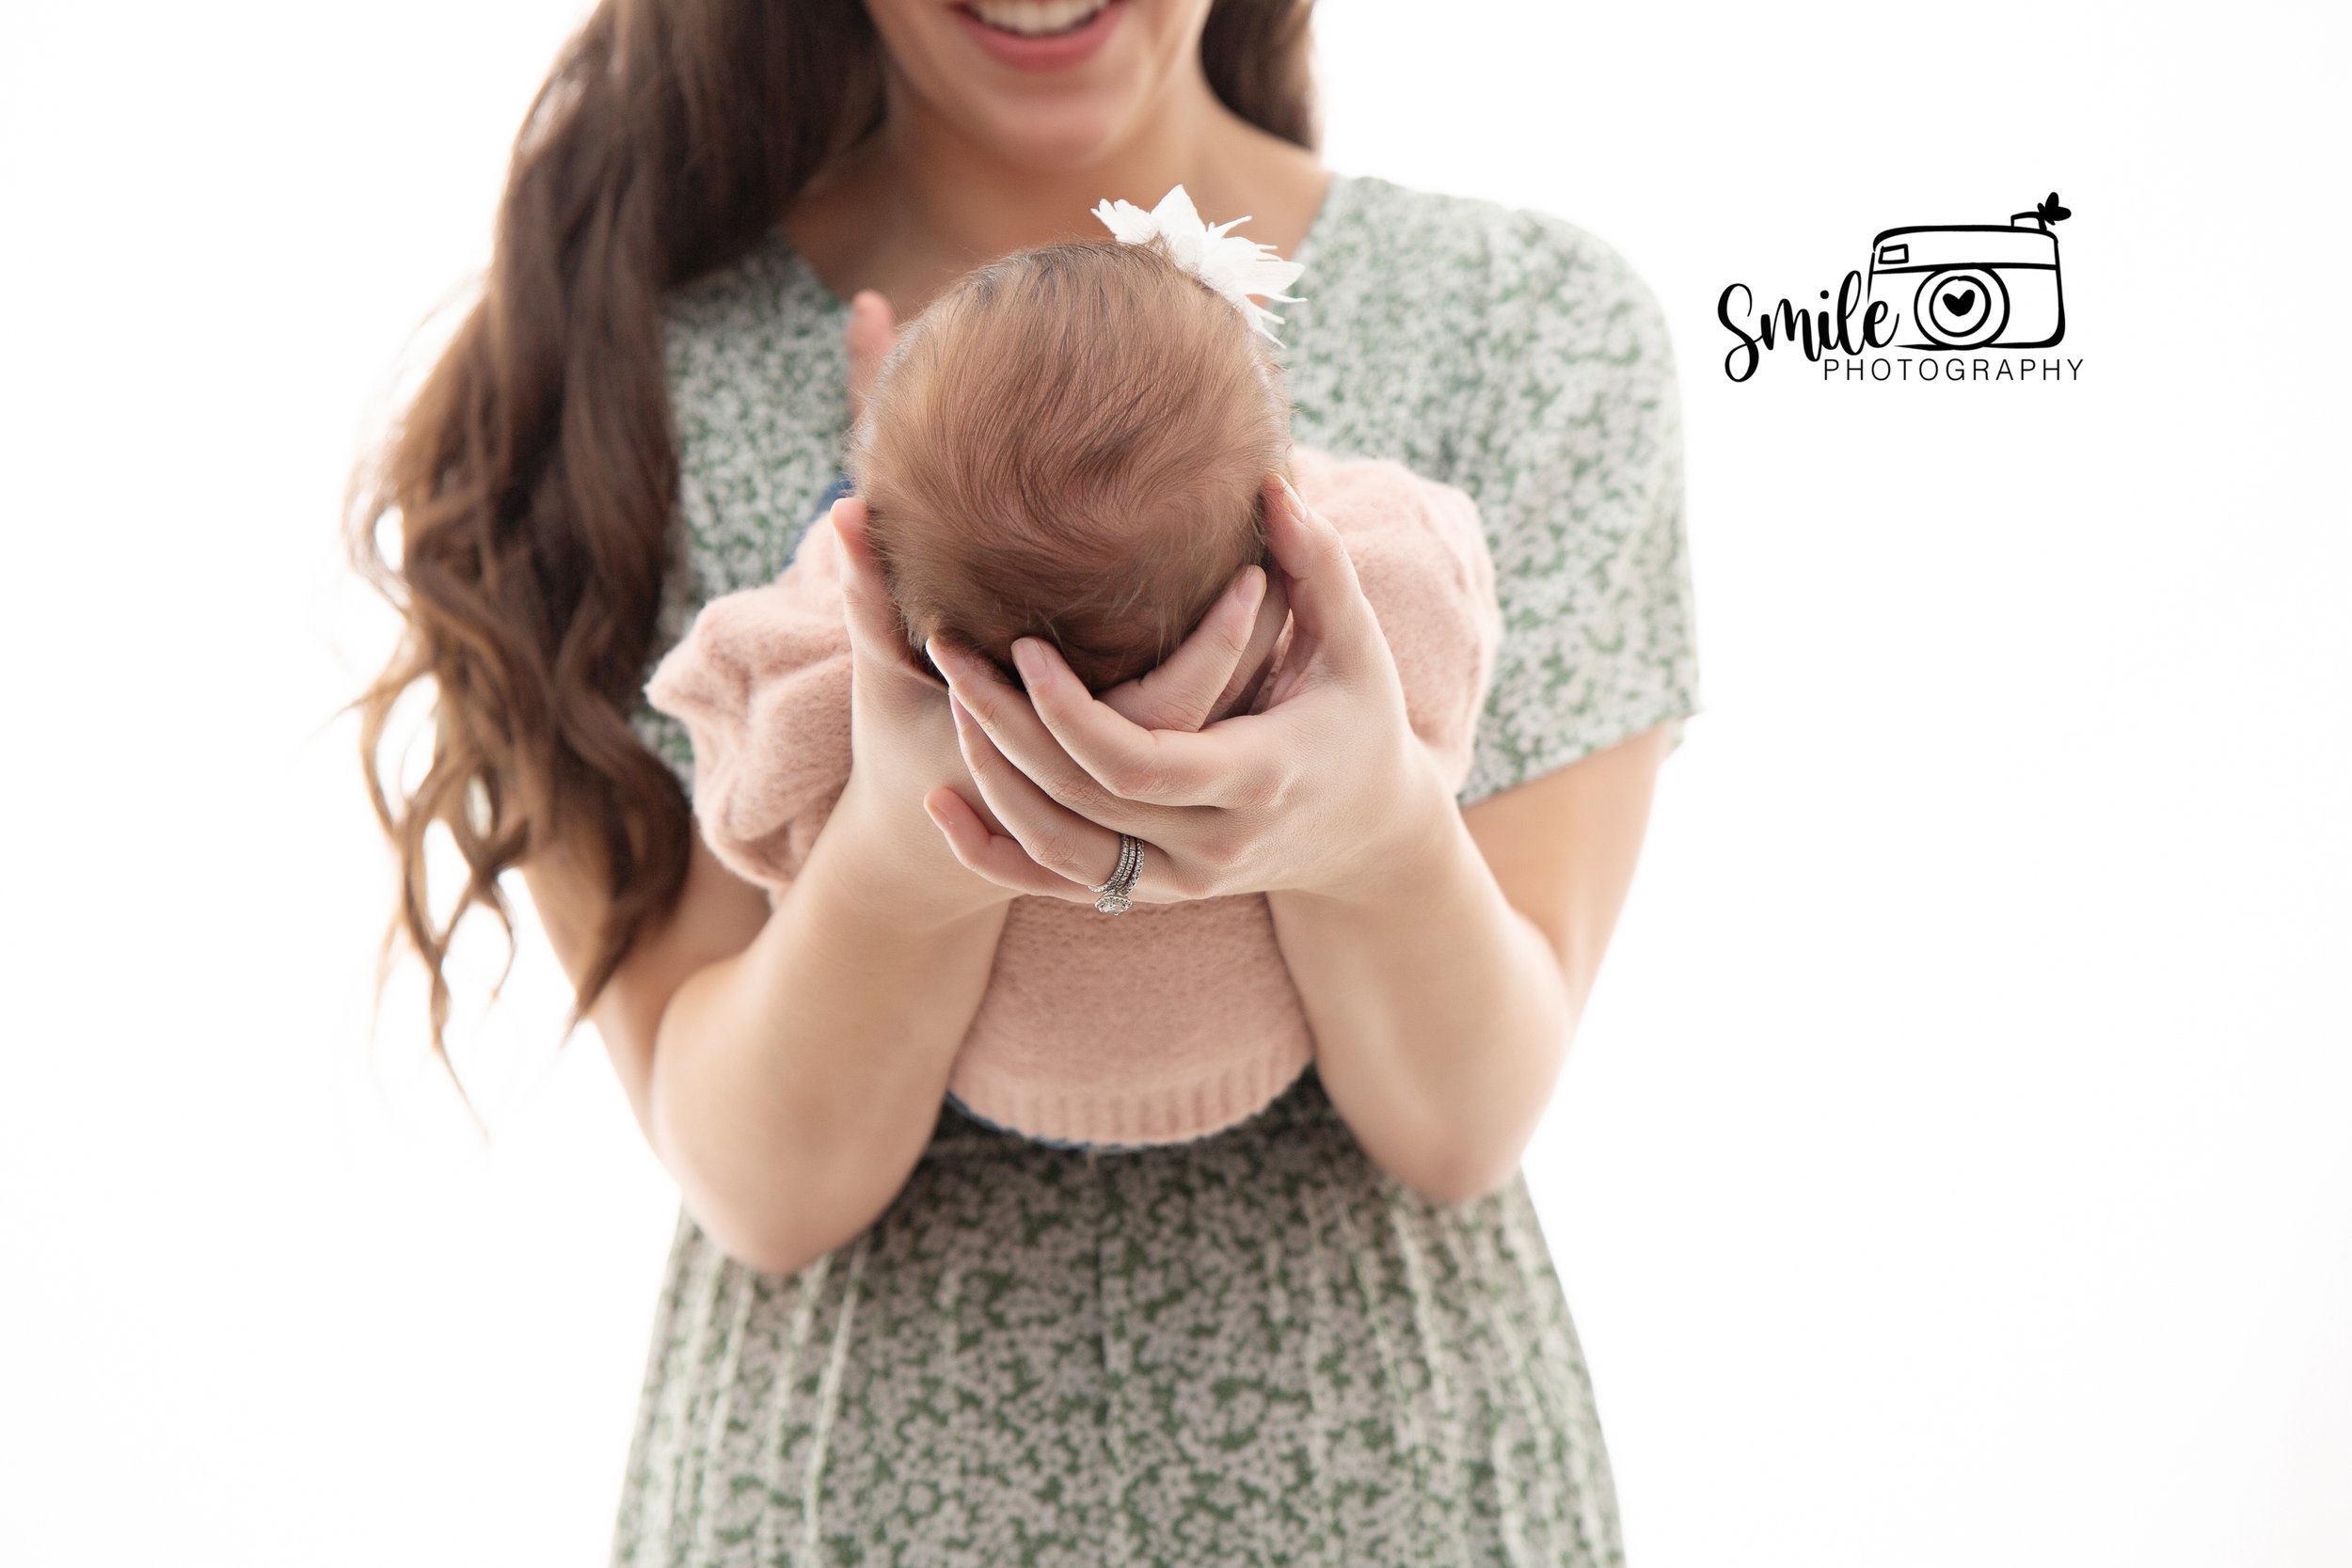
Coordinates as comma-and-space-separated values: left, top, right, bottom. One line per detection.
1089, 834, 1145, 914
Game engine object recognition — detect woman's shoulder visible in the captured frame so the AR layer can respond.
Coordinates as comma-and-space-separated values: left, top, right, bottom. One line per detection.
1285, 174, 1677, 488
1318, 172, 1670, 353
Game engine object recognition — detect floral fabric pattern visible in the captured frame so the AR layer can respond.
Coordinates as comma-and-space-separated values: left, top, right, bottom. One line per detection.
612, 170, 1698, 1565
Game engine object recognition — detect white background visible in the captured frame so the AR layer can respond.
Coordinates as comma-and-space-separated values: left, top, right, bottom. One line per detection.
4, 2, 2345, 1564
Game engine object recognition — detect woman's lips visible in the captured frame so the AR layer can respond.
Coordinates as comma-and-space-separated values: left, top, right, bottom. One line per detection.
951, 0, 1127, 72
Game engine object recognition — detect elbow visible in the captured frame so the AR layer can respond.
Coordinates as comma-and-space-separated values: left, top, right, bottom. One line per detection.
664, 1193, 819, 1276
703, 1218, 822, 1280
663, 1146, 839, 1276
1369, 1117, 1528, 1208
1394, 1061, 1558, 1208
652, 1144, 844, 1281
645, 1073, 821, 1279
1334, 1040, 1561, 1210
648, 1080, 892, 1281
1410, 1148, 1523, 1209
1407, 1051, 1570, 1210
696, 1186, 887, 1280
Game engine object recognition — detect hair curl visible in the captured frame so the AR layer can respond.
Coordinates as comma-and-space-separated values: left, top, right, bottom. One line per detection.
342, 0, 1320, 1105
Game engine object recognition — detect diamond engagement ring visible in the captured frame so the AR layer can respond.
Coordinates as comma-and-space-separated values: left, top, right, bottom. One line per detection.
1089, 834, 1145, 915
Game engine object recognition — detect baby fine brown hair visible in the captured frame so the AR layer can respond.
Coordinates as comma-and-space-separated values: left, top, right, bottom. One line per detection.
846, 234, 1295, 693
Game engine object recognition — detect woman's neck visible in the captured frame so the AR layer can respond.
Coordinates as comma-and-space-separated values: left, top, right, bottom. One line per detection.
871, 97, 1217, 263
788, 66, 1323, 317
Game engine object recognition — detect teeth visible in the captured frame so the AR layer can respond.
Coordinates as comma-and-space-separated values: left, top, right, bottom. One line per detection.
968, 0, 1112, 39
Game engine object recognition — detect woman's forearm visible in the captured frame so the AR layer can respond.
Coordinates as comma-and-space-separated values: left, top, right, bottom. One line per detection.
650, 800, 1009, 1275
1267, 791, 1575, 1205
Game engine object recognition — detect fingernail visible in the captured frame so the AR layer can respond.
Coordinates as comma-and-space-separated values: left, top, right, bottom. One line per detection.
1009, 638, 1041, 681
1236, 564, 1266, 615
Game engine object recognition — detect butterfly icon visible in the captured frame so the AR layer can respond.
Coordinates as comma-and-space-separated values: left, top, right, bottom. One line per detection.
2035, 191, 2073, 226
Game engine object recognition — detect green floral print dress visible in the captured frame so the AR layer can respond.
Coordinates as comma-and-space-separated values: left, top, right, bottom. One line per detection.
612, 169, 1700, 1567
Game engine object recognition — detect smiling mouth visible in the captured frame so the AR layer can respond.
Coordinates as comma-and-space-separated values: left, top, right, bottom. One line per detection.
959, 0, 1118, 39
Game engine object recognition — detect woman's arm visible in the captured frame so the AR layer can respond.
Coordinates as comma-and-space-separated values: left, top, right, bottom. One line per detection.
1270, 214, 1696, 1199
1264, 726, 1668, 1204
520, 814, 1008, 1277
524, 492, 1273, 1275
521, 494, 1022, 1276
646, 794, 1015, 1274
920, 476, 1678, 1207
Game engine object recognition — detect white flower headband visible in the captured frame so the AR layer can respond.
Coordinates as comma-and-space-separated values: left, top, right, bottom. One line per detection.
1090, 183, 1307, 346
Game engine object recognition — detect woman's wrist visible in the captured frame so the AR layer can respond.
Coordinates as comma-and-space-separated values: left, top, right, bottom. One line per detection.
818, 772, 1018, 931
1288, 744, 1468, 909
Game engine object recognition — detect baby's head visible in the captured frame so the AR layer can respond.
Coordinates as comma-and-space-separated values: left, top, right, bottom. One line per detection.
846, 233, 1292, 693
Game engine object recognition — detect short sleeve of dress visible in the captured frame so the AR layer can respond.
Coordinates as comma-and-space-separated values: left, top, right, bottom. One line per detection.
1444, 210, 1700, 806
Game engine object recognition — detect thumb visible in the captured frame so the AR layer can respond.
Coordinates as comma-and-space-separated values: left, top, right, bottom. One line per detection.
845, 290, 901, 421
1262, 473, 1379, 681
828, 495, 914, 666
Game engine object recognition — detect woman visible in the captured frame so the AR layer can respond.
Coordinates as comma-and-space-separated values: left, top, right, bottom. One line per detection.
349, 0, 1697, 1560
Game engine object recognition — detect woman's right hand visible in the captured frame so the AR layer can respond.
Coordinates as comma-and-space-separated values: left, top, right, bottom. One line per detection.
818, 493, 1017, 927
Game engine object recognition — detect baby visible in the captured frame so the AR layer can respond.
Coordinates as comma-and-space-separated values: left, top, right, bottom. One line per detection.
646, 189, 1500, 1149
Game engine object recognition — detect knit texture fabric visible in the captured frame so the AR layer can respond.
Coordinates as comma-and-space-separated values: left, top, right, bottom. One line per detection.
644, 444, 1501, 1147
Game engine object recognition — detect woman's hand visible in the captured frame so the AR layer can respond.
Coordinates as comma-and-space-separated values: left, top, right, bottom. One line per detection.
823, 486, 1285, 923
819, 493, 1014, 928
922, 473, 1461, 907
845, 289, 899, 422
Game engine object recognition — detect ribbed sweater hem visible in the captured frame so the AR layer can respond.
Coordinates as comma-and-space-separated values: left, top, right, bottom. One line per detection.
946, 1039, 1314, 1148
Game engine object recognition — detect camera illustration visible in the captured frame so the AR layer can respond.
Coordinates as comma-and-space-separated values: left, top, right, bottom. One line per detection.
1866, 194, 2070, 350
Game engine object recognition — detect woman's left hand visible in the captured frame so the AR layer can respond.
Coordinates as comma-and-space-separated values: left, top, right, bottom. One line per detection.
923, 472, 1461, 907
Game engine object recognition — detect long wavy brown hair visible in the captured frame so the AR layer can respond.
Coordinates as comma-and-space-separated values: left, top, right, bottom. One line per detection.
342, 0, 1320, 1103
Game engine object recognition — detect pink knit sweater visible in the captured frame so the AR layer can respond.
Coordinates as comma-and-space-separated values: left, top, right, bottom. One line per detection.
644, 445, 1501, 1147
